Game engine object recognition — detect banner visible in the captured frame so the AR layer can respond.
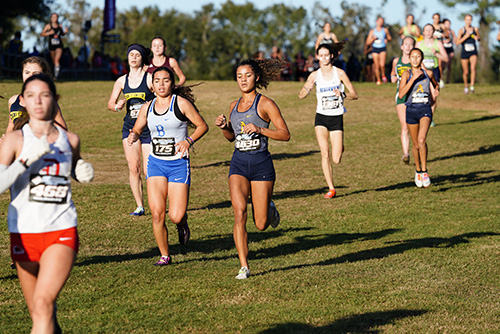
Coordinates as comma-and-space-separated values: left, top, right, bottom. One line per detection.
103, 0, 116, 33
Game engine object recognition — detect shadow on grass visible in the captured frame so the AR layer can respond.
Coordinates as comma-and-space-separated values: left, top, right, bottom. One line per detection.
440, 114, 500, 126
189, 186, 340, 211
259, 309, 427, 334
192, 150, 319, 169
429, 145, 500, 162
0, 273, 18, 281
375, 170, 499, 192
258, 232, 499, 276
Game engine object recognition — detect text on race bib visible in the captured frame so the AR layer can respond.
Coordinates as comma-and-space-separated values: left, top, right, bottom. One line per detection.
29, 175, 69, 204
235, 134, 261, 152
152, 137, 176, 156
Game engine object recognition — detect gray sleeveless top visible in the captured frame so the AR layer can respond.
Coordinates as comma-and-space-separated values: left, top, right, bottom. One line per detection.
230, 93, 269, 154
405, 70, 431, 107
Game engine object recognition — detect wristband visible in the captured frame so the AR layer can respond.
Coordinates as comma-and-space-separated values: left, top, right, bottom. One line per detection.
186, 136, 194, 146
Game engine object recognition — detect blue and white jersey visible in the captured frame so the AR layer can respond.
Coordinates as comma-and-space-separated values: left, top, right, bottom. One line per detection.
147, 95, 189, 161
315, 67, 345, 116
372, 27, 387, 48
8, 124, 77, 233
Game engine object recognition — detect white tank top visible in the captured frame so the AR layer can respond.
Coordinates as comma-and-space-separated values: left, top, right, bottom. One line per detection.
315, 67, 346, 116
147, 95, 189, 160
8, 125, 77, 233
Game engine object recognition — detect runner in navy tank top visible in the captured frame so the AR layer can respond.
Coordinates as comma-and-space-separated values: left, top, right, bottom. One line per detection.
128, 66, 208, 266
399, 48, 439, 189
215, 59, 290, 280
107, 44, 153, 216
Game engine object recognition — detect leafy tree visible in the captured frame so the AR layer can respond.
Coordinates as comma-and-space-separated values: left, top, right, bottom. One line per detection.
1, 0, 52, 41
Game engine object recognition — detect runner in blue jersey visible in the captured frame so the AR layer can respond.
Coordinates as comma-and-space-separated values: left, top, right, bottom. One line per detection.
365, 16, 392, 85
107, 44, 154, 216
215, 59, 290, 279
128, 67, 208, 266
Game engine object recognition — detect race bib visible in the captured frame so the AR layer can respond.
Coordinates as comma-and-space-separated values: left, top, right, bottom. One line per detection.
29, 175, 69, 204
374, 38, 383, 46
152, 137, 175, 156
464, 43, 475, 52
321, 95, 342, 110
422, 58, 435, 69
129, 103, 143, 119
51, 38, 60, 45
411, 92, 429, 104
443, 42, 452, 48
235, 134, 261, 152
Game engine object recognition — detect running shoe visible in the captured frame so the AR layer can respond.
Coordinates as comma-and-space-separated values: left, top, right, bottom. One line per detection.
177, 221, 190, 245
430, 121, 435, 127
464, 87, 469, 94
422, 172, 431, 188
10, 262, 15, 269
153, 255, 171, 266
130, 206, 144, 216
376, 80, 382, 86
235, 266, 250, 280
402, 154, 410, 165
415, 172, 423, 188
324, 189, 336, 199
269, 201, 280, 228
470, 86, 475, 93
382, 76, 388, 83
439, 79, 445, 89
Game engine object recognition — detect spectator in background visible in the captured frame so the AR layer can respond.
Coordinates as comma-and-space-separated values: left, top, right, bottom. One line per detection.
8, 31, 23, 54
294, 51, 307, 82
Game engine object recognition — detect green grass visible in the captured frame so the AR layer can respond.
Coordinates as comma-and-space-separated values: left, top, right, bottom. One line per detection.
0, 80, 499, 333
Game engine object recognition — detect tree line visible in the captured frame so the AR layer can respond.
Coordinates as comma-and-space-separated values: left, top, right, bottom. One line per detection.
3, 0, 500, 81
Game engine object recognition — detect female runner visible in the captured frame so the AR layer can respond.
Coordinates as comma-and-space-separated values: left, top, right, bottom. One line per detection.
365, 16, 392, 85
128, 67, 208, 266
215, 59, 290, 279
146, 36, 186, 86
5, 56, 67, 135
399, 14, 421, 41
442, 19, 456, 85
456, 14, 480, 94
315, 22, 339, 51
390, 36, 415, 164
416, 24, 447, 124
0, 73, 94, 333
399, 48, 439, 188
40, 13, 68, 78
107, 44, 154, 216
299, 42, 358, 198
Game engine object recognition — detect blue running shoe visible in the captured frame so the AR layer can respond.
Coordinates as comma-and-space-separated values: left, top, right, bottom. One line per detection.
130, 207, 144, 216
154, 255, 171, 266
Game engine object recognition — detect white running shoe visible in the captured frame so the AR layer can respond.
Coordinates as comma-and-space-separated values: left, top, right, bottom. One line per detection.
269, 201, 280, 228
235, 266, 250, 279
415, 172, 423, 188
422, 172, 431, 188
439, 79, 445, 89
464, 87, 469, 94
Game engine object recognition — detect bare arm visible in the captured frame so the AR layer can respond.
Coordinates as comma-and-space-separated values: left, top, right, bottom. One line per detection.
338, 68, 358, 100
40, 24, 53, 37
390, 58, 399, 83
385, 27, 392, 42
175, 97, 209, 156
215, 103, 236, 142
107, 75, 126, 111
434, 40, 449, 62
298, 71, 316, 99
252, 96, 290, 142
169, 58, 186, 86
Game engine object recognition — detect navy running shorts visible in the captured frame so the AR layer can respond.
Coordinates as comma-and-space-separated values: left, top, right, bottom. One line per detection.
406, 105, 433, 125
229, 150, 275, 182
372, 46, 387, 54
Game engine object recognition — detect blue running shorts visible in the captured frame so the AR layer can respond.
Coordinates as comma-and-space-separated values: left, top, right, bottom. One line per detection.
229, 150, 275, 182
406, 105, 433, 125
147, 155, 190, 185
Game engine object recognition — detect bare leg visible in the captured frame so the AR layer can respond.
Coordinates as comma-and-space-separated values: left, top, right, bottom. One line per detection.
147, 177, 169, 255
250, 181, 275, 231
123, 139, 144, 209
315, 126, 334, 190
396, 104, 410, 156
229, 175, 251, 269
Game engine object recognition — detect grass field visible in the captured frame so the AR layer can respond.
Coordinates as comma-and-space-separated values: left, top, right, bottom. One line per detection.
0, 79, 499, 333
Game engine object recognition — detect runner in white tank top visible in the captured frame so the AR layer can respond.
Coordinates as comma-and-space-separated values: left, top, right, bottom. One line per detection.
0, 74, 93, 333
299, 42, 358, 199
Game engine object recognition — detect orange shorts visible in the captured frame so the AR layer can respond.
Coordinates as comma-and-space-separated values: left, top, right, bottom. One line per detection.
10, 227, 79, 262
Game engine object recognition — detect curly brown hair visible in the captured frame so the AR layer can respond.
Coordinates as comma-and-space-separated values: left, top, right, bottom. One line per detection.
236, 58, 286, 90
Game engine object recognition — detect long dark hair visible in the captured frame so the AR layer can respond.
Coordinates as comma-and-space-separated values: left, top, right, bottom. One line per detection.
316, 41, 347, 63
236, 58, 286, 90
